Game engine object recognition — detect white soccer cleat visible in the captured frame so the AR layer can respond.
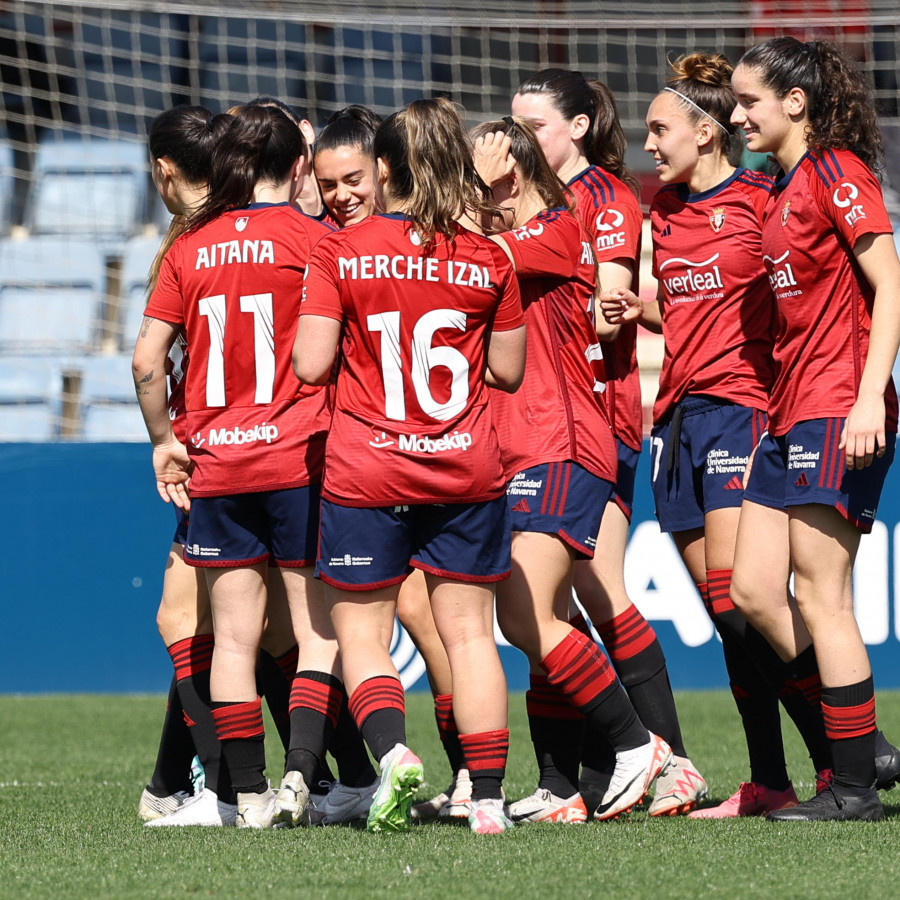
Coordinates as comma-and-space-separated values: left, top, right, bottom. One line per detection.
468, 797, 513, 834
309, 778, 378, 826
506, 788, 588, 824
138, 787, 192, 822
594, 733, 673, 821
144, 788, 237, 827
438, 768, 473, 819
236, 787, 279, 829
273, 771, 311, 827
648, 755, 708, 817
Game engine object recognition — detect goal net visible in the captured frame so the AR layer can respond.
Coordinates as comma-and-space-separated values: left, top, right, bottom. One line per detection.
1, 0, 898, 441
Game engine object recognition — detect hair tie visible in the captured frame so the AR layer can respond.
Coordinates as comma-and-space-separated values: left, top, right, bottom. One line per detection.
502, 115, 515, 128
663, 87, 730, 135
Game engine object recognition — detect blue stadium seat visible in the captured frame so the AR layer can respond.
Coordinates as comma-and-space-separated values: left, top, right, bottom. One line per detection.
76, 353, 147, 441
0, 236, 106, 354
26, 132, 149, 245
0, 356, 64, 440
119, 234, 163, 350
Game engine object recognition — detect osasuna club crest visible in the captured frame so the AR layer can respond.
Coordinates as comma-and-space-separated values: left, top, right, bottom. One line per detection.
709, 207, 726, 233
781, 201, 791, 226
235, 216, 250, 232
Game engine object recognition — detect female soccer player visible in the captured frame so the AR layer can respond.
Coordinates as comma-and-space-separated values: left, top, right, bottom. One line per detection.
603, 52, 838, 819
473, 116, 673, 824
138, 104, 237, 827
294, 97, 526, 835
313, 105, 382, 227
134, 105, 341, 829
509, 68, 699, 818
728, 37, 900, 821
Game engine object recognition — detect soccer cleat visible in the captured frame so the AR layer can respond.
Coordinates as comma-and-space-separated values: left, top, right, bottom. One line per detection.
594, 733, 673, 821
273, 771, 311, 827
648, 755, 709, 817
688, 781, 799, 819
144, 788, 237, 827
190, 755, 206, 794
766, 784, 883, 822
439, 767, 473, 819
367, 744, 425, 834
236, 787, 279, 829
506, 788, 588, 824
469, 797, 513, 834
138, 787, 192, 822
309, 778, 378, 826
874, 731, 900, 791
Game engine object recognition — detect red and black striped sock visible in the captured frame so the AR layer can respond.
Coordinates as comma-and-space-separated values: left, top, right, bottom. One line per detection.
349, 675, 406, 763
459, 729, 509, 801
822, 676, 877, 791
434, 693, 465, 775
146, 674, 194, 797
596, 603, 687, 757
778, 645, 831, 774
168, 633, 233, 801
211, 697, 267, 795
329, 689, 379, 789
541, 628, 646, 751
285, 671, 343, 787
525, 673, 584, 796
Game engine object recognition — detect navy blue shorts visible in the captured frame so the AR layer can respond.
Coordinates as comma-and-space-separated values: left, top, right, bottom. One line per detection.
507, 461, 613, 558
651, 396, 767, 533
184, 484, 320, 568
612, 440, 641, 522
316, 496, 512, 590
744, 418, 896, 534
172, 506, 189, 547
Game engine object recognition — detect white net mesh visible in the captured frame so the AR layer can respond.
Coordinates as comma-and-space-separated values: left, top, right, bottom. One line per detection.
1, 0, 899, 440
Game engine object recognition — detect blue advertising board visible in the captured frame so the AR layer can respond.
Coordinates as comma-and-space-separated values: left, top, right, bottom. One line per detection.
1, 442, 897, 693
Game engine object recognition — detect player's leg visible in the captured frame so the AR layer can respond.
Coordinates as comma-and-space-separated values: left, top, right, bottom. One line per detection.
399, 570, 470, 821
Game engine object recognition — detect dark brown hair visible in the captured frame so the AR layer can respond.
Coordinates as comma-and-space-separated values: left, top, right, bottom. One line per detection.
739, 37, 883, 173
515, 68, 640, 197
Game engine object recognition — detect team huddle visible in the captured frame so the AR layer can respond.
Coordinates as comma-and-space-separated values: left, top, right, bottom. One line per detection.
131, 35, 900, 833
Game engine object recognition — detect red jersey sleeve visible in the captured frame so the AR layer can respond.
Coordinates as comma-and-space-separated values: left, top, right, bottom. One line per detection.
144, 247, 186, 326
499, 208, 580, 280
300, 234, 345, 322
491, 250, 525, 331
813, 151, 892, 248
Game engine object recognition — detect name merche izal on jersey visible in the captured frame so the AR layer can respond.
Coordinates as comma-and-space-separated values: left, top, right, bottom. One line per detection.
338, 255, 494, 288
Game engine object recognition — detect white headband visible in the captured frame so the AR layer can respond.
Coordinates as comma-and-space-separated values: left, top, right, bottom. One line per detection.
664, 87, 730, 135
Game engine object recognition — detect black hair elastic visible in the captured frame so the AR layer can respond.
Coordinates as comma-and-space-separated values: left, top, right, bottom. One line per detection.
502, 115, 515, 128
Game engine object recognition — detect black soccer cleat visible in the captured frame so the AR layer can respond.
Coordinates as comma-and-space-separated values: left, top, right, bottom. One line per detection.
766, 785, 882, 823
874, 731, 900, 791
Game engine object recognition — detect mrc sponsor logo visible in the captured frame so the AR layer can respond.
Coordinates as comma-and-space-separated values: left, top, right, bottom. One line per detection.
832, 181, 867, 228
595, 207, 626, 250
191, 422, 280, 448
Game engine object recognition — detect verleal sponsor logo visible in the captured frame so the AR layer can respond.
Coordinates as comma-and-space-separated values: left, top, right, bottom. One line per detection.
397, 431, 473, 453
659, 252, 723, 296
763, 250, 799, 294
205, 422, 279, 446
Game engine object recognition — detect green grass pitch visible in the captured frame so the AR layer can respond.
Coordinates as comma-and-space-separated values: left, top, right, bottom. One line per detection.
3, 691, 900, 899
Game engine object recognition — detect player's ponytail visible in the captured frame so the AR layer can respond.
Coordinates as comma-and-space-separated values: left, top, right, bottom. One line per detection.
191, 105, 306, 232
738, 37, 882, 173
374, 97, 494, 251
315, 105, 382, 160
515, 68, 640, 198
665, 53, 741, 164
148, 105, 221, 187
470, 116, 572, 213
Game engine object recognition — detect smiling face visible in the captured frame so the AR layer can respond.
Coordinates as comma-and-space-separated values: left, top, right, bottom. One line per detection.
643, 92, 703, 185
730, 63, 796, 157
314, 144, 377, 227
510, 91, 583, 176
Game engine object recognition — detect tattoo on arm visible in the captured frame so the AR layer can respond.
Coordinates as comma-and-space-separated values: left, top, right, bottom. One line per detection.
140, 316, 156, 338
134, 369, 154, 397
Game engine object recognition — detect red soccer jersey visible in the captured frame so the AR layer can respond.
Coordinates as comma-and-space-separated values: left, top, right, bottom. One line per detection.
300, 213, 524, 507
144, 203, 332, 497
491, 207, 617, 483
651, 168, 776, 423
762, 149, 898, 435
569, 165, 644, 450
